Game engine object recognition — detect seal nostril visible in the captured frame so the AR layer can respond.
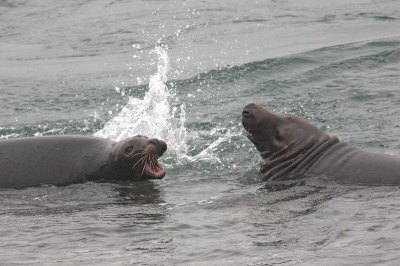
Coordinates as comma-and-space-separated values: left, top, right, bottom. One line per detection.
149, 139, 167, 157
242, 110, 252, 118
149, 139, 160, 149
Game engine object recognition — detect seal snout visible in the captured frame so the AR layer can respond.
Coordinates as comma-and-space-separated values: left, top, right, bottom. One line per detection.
242, 109, 253, 119
149, 138, 167, 157
149, 138, 160, 148
242, 103, 258, 119
242, 104, 258, 135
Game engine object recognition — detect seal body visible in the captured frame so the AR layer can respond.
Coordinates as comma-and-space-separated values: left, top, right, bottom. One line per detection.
0, 135, 167, 188
242, 103, 400, 185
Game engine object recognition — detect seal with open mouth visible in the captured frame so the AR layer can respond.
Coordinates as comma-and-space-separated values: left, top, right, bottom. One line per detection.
0, 135, 167, 188
242, 103, 400, 185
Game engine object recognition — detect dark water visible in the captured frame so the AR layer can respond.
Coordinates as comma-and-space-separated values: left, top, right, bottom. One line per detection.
1, 0, 400, 265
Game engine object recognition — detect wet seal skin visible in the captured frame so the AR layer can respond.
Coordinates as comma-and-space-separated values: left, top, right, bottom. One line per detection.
0, 135, 167, 188
242, 103, 400, 185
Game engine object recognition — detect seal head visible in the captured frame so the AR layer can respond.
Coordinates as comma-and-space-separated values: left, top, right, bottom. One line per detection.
110, 135, 168, 180
242, 103, 331, 180
242, 103, 400, 185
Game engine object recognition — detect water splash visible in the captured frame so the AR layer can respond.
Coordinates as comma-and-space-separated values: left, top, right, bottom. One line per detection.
94, 46, 242, 166
94, 46, 188, 155
185, 130, 239, 164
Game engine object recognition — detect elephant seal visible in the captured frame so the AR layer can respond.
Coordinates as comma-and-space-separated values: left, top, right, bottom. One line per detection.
242, 103, 400, 185
0, 135, 167, 188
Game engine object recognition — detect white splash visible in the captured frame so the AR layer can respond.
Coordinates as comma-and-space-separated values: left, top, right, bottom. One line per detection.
94, 46, 188, 155
94, 46, 239, 165
184, 128, 242, 163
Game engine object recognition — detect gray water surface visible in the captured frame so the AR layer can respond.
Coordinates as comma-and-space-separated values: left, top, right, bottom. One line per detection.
1, 0, 400, 265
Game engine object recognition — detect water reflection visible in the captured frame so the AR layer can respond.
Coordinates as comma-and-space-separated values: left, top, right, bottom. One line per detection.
114, 180, 165, 205
0, 180, 166, 217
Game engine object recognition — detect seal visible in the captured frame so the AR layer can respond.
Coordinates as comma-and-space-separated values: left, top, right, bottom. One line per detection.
242, 103, 400, 185
0, 135, 167, 188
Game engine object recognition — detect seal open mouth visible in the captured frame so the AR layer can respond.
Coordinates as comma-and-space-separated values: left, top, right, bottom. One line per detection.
141, 139, 166, 179
142, 154, 165, 179
120, 135, 167, 180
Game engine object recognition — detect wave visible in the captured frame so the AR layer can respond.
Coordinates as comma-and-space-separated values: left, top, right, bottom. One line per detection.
178, 36, 400, 86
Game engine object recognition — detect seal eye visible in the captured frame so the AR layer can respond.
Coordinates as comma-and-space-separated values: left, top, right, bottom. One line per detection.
125, 146, 134, 153
275, 132, 282, 142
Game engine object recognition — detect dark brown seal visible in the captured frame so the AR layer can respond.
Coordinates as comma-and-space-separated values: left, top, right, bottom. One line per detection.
0, 135, 167, 188
242, 103, 400, 185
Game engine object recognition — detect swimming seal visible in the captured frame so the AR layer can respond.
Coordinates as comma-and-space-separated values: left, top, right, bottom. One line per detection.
242, 103, 400, 185
0, 135, 167, 188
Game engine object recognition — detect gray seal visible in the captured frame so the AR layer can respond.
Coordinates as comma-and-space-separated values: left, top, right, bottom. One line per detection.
0, 135, 167, 188
242, 103, 400, 185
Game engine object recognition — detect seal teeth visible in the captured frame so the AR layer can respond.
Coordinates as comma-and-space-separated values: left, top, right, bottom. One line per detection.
143, 154, 165, 179
144, 162, 165, 178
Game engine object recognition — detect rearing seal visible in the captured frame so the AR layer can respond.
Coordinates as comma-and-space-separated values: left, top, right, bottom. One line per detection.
0, 135, 167, 188
242, 103, 400, 185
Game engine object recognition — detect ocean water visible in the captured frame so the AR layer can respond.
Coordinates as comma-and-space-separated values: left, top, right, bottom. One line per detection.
1, 0, 400, 265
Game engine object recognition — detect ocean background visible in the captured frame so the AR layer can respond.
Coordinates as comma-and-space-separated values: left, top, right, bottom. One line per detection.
1, 0, 400, 265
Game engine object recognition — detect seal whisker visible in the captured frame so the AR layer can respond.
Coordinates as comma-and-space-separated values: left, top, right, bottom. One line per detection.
141, 154, 149, 176
152, 154, 162, 169
149, 153, 155, 169
149, 155, 155, 168
139, 155, 147, 175
131, 152, 145, 159
152, 158, 160, 179
154, 157, 161, 170
154, 160, 161, 170
134, 155, 147, 166
132, 154, 148, 169
153, 155, 160, 169
151, 159, 157, 176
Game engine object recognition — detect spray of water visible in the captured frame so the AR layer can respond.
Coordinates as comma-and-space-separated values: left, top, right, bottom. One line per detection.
94, 46, 188, 155
95, 46, 242, 165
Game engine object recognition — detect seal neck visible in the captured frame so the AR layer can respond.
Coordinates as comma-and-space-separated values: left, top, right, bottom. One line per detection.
260, 136, 340, 181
